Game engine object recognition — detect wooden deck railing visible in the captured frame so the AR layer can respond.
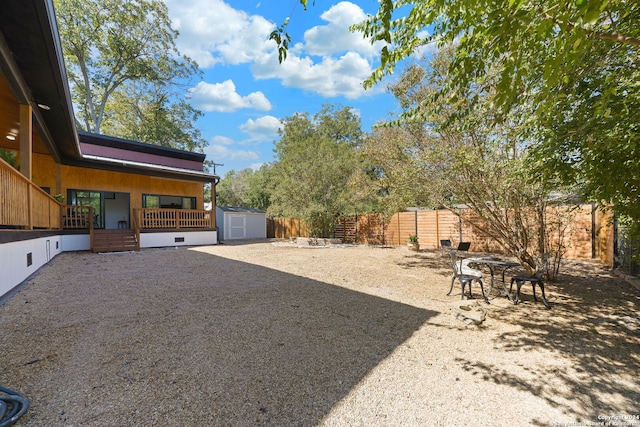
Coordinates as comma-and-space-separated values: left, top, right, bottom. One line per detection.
0, 156, 62, 229
62, 205, 94, 229
133, 208, 213, 230
62, 205, 95, 247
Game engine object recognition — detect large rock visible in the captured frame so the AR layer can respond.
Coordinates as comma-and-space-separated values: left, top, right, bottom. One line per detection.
452, 301, 487, 325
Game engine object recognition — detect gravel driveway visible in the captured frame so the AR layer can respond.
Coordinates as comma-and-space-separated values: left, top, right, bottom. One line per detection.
1, 240, 639, 426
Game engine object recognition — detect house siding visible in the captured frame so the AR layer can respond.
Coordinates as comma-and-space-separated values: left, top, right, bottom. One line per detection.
32, 152, 205, 210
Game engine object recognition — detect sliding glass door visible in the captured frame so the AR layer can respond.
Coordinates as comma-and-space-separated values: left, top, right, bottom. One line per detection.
67, 190, 103, 228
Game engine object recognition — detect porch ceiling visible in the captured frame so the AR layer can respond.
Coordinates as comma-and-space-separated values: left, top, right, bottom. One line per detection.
0, 0, 80, 161
0, 75, 51, 155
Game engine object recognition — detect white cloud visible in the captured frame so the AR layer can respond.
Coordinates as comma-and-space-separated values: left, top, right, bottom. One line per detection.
210, 135, 235, 146
188, 80, 272, 112
168, 1, 385, 101
303, 2, 378, 58
204, 139, 260, 162
166, 0, 275, 68
239, 115, 282, 141
410, 30, 440, 60
252, 50, 379, 99
248, 2, 385, 99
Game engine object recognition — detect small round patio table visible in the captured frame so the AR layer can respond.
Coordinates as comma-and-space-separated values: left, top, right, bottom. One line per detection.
466, 257, 520, 303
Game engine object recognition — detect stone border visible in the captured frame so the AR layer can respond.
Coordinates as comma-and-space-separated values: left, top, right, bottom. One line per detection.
272, 237, 346, 249
295, 237, 342, 246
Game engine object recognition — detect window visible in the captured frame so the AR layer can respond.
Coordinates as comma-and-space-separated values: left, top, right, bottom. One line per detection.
143, 195, 160, 209
182, 197, 194, 210
143, 194, 196, 209
67, 190, 104, 229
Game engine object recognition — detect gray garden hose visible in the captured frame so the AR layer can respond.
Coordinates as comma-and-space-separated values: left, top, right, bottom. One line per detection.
0, 386, 29, 427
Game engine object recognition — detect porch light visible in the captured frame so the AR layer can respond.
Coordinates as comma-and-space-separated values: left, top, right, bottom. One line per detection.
6, 135, 16, 141
36, 103, 51, 110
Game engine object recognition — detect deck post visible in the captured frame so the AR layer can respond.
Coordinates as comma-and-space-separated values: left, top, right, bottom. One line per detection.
20, 104, 33, 229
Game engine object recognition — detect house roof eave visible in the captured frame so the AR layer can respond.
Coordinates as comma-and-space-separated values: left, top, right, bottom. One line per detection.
74, 154, 219, 183
78, 131, 206, 163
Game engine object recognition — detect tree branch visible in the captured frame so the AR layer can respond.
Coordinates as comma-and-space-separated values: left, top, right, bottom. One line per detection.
547, 14, 640, 48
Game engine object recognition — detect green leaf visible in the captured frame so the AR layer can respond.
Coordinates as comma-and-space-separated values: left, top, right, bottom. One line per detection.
583, 3, 602, 24
572, 38, 581, 51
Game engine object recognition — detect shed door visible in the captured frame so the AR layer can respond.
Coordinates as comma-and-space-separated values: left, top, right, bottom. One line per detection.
227, 214, 246, 239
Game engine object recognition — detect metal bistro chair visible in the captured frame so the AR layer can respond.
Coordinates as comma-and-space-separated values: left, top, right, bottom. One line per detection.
447, 251, 488, 303
457, 241, 471, 251
441, 240, 471, 251
509, 253, 551, 309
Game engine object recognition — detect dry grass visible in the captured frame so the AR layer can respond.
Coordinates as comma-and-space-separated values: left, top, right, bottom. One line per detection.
1, 240, 638, 426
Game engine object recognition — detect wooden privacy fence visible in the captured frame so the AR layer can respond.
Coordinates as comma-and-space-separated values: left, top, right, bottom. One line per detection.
267, 217, 308, 239
267, 205, 614, 264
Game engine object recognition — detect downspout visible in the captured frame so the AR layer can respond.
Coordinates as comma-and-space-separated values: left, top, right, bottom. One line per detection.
212, 177, 220, 242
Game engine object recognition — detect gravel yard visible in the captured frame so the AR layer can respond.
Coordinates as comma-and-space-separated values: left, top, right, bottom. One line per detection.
1, 240, 639, 426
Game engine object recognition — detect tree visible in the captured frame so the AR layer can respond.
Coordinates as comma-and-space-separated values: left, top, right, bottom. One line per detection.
355, 125, 434, 215
0, 149, 19, 170
363, 48, 575, 272
353, 0, 640, 241
101, 81, 207, 152
244, 165, 273, 212
268, 105, 373, 237
54, 0, 203, 151
216, 170, 250, 208
216, 165, 272, 212
276, 0, 640, 245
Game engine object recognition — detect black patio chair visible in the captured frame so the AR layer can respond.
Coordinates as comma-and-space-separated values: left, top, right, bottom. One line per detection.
509, 253, 551, 309
457, 241, 471, 251
440, 239, 452, 249
447, 251, 487, 303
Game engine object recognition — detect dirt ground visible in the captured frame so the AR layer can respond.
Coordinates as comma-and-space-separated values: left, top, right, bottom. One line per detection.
1, 240, 639, 426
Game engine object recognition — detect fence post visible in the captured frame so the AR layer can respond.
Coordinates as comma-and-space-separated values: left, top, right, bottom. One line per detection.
354, 214, 358, 244
591, 203, 596, 259
435, 209, 440, 248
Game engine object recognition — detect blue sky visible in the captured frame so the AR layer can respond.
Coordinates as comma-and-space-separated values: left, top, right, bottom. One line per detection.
162, 0, 418, 178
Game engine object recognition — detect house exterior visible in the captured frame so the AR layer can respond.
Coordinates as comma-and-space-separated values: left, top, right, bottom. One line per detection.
0, 0, 219, 299
216, 206, 267, 241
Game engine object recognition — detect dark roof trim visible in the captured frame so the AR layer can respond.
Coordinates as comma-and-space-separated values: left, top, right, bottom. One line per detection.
40, 0, 82, 158
78, 131, 206, 162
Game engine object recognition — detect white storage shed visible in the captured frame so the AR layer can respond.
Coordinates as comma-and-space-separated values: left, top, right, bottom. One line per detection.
216, 206, 267, 241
